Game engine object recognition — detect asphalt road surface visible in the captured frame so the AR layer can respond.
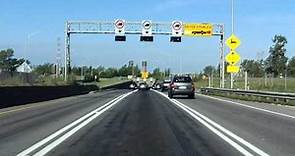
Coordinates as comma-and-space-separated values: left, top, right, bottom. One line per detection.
1, 89, 295, 156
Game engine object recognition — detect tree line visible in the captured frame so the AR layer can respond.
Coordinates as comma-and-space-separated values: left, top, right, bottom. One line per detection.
0, 48, 172, 82
0, 48, 29, 72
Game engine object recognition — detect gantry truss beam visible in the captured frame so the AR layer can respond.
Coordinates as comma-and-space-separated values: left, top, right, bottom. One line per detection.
65, 20, 225, 88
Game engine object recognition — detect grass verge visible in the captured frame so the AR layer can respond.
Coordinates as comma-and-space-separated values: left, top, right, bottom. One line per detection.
201, 91, 295, 106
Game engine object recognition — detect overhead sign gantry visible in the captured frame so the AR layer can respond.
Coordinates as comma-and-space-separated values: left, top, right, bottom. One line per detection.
64, 20, 226, 87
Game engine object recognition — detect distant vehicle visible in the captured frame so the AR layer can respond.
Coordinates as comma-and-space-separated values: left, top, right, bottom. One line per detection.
138, 82, 149, 90
129, 83, 137, 89
152, 83, 161, 90
161, 79, 171, 92
155, 83, 161, 90
168, 75, 195, 99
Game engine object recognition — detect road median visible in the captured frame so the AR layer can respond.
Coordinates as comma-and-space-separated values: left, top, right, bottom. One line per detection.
0, 80, 132, 109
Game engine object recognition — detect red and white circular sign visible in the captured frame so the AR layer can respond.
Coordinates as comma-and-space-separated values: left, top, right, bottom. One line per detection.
142, 20, 152, 30
172, 21, 182, 31
115, 19, 125, 29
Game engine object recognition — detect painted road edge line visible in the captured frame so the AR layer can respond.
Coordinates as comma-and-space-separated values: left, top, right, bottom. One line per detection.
154, 91, 252, 156
172, 100, 268, 156
17, 90, 137, 156
17, 94, 124, 156
197, 93, 295, 119
154, 90, 269, 156
33, 90, 136, 156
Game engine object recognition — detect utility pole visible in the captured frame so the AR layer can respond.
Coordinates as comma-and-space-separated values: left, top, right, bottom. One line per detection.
129, 60, 135, 78
56, 37, 62, 78
245, 71, 248, 90
285, 63, 288, 90
81, 66, 83, 79
25, 31, 39, 61
208, 76, 211, 88
285, 70, 287, 90
142, 61, 148, 81
179, 56, 183, 75
264, 73, 267, 87
211, 70, 214, 87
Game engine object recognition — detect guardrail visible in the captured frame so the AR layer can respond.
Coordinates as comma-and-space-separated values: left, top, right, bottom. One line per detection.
200, 87, 295, 105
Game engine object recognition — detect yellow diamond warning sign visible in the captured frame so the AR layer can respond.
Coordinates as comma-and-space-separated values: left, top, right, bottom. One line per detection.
141, 72, 149, 79
225, 51, 241, 65
226, 34, 241, 50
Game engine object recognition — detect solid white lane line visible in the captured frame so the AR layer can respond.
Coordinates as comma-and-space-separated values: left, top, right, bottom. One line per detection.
17, 90, 136, 156
17, 95, 123, 156
155, 90, 269, 156
173, 100, 253, 156
172, 100, 269, 156
197, 93, 295, 119
33, 91, 135, 156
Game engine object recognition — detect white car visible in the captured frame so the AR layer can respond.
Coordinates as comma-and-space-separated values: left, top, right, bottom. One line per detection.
129, 83, 137, 89
139, 83, 149, 90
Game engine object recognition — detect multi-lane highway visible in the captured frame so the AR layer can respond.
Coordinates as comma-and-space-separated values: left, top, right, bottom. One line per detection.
1, 89, 295, 156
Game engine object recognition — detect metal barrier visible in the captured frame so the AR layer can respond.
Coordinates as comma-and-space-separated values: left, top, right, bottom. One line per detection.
200, 87, 295, 104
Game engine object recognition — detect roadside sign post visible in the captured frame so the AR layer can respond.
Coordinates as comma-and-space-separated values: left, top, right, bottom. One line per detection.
170, 20, 183, 42
225, 50, 240, 65
225, 35, 241, 89
141, 71, 149, 80
114, 19, 126, 41
225, 0, 242, 89
245, 71, 248, 90
183, 23, 213, 37
140, 20, 153, 42
226, 34, 241, 50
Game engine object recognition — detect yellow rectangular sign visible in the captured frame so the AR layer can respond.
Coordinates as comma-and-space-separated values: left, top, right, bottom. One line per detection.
227, 65, 240, 73
183, 23, 213, 37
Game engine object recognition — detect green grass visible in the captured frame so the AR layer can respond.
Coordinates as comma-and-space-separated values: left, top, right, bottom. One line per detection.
0, 75, 129, 87
0, 75, 69, 86
194, 77, 221, 89
232, 77, 295, 93
206, 91, 295, 106
195, 77, 295, 93
97, 77, 129, 88
0, 76, 31, 86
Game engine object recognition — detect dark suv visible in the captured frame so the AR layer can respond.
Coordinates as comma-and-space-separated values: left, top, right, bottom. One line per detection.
168, 75, 195, 99
161, 79, 171, 92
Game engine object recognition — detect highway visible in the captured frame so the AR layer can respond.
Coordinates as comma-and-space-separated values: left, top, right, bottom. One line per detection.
1, 89, 295, 156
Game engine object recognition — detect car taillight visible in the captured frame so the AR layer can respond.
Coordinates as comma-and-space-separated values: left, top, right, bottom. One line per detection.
170, 83, 176, 88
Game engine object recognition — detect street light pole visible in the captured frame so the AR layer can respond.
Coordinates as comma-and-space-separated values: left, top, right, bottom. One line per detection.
230, 0, 235, 89
25, 31, 39, 59
285, 63, 288, 90
231, 0, 234, 34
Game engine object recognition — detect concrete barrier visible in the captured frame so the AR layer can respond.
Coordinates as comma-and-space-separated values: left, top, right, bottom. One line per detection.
100, 81, 132, 90
0, 85, 98, 109
0, 80, 133, 109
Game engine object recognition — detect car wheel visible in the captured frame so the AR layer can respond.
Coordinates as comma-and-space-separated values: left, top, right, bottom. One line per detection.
168, 92, 173, 98
188, 93, 195, 99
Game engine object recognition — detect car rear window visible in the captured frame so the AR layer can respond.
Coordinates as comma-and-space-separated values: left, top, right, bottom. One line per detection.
173, 77, 192, 83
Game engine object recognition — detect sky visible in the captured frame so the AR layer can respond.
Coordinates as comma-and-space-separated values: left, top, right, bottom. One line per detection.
0, 0, 295, 73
